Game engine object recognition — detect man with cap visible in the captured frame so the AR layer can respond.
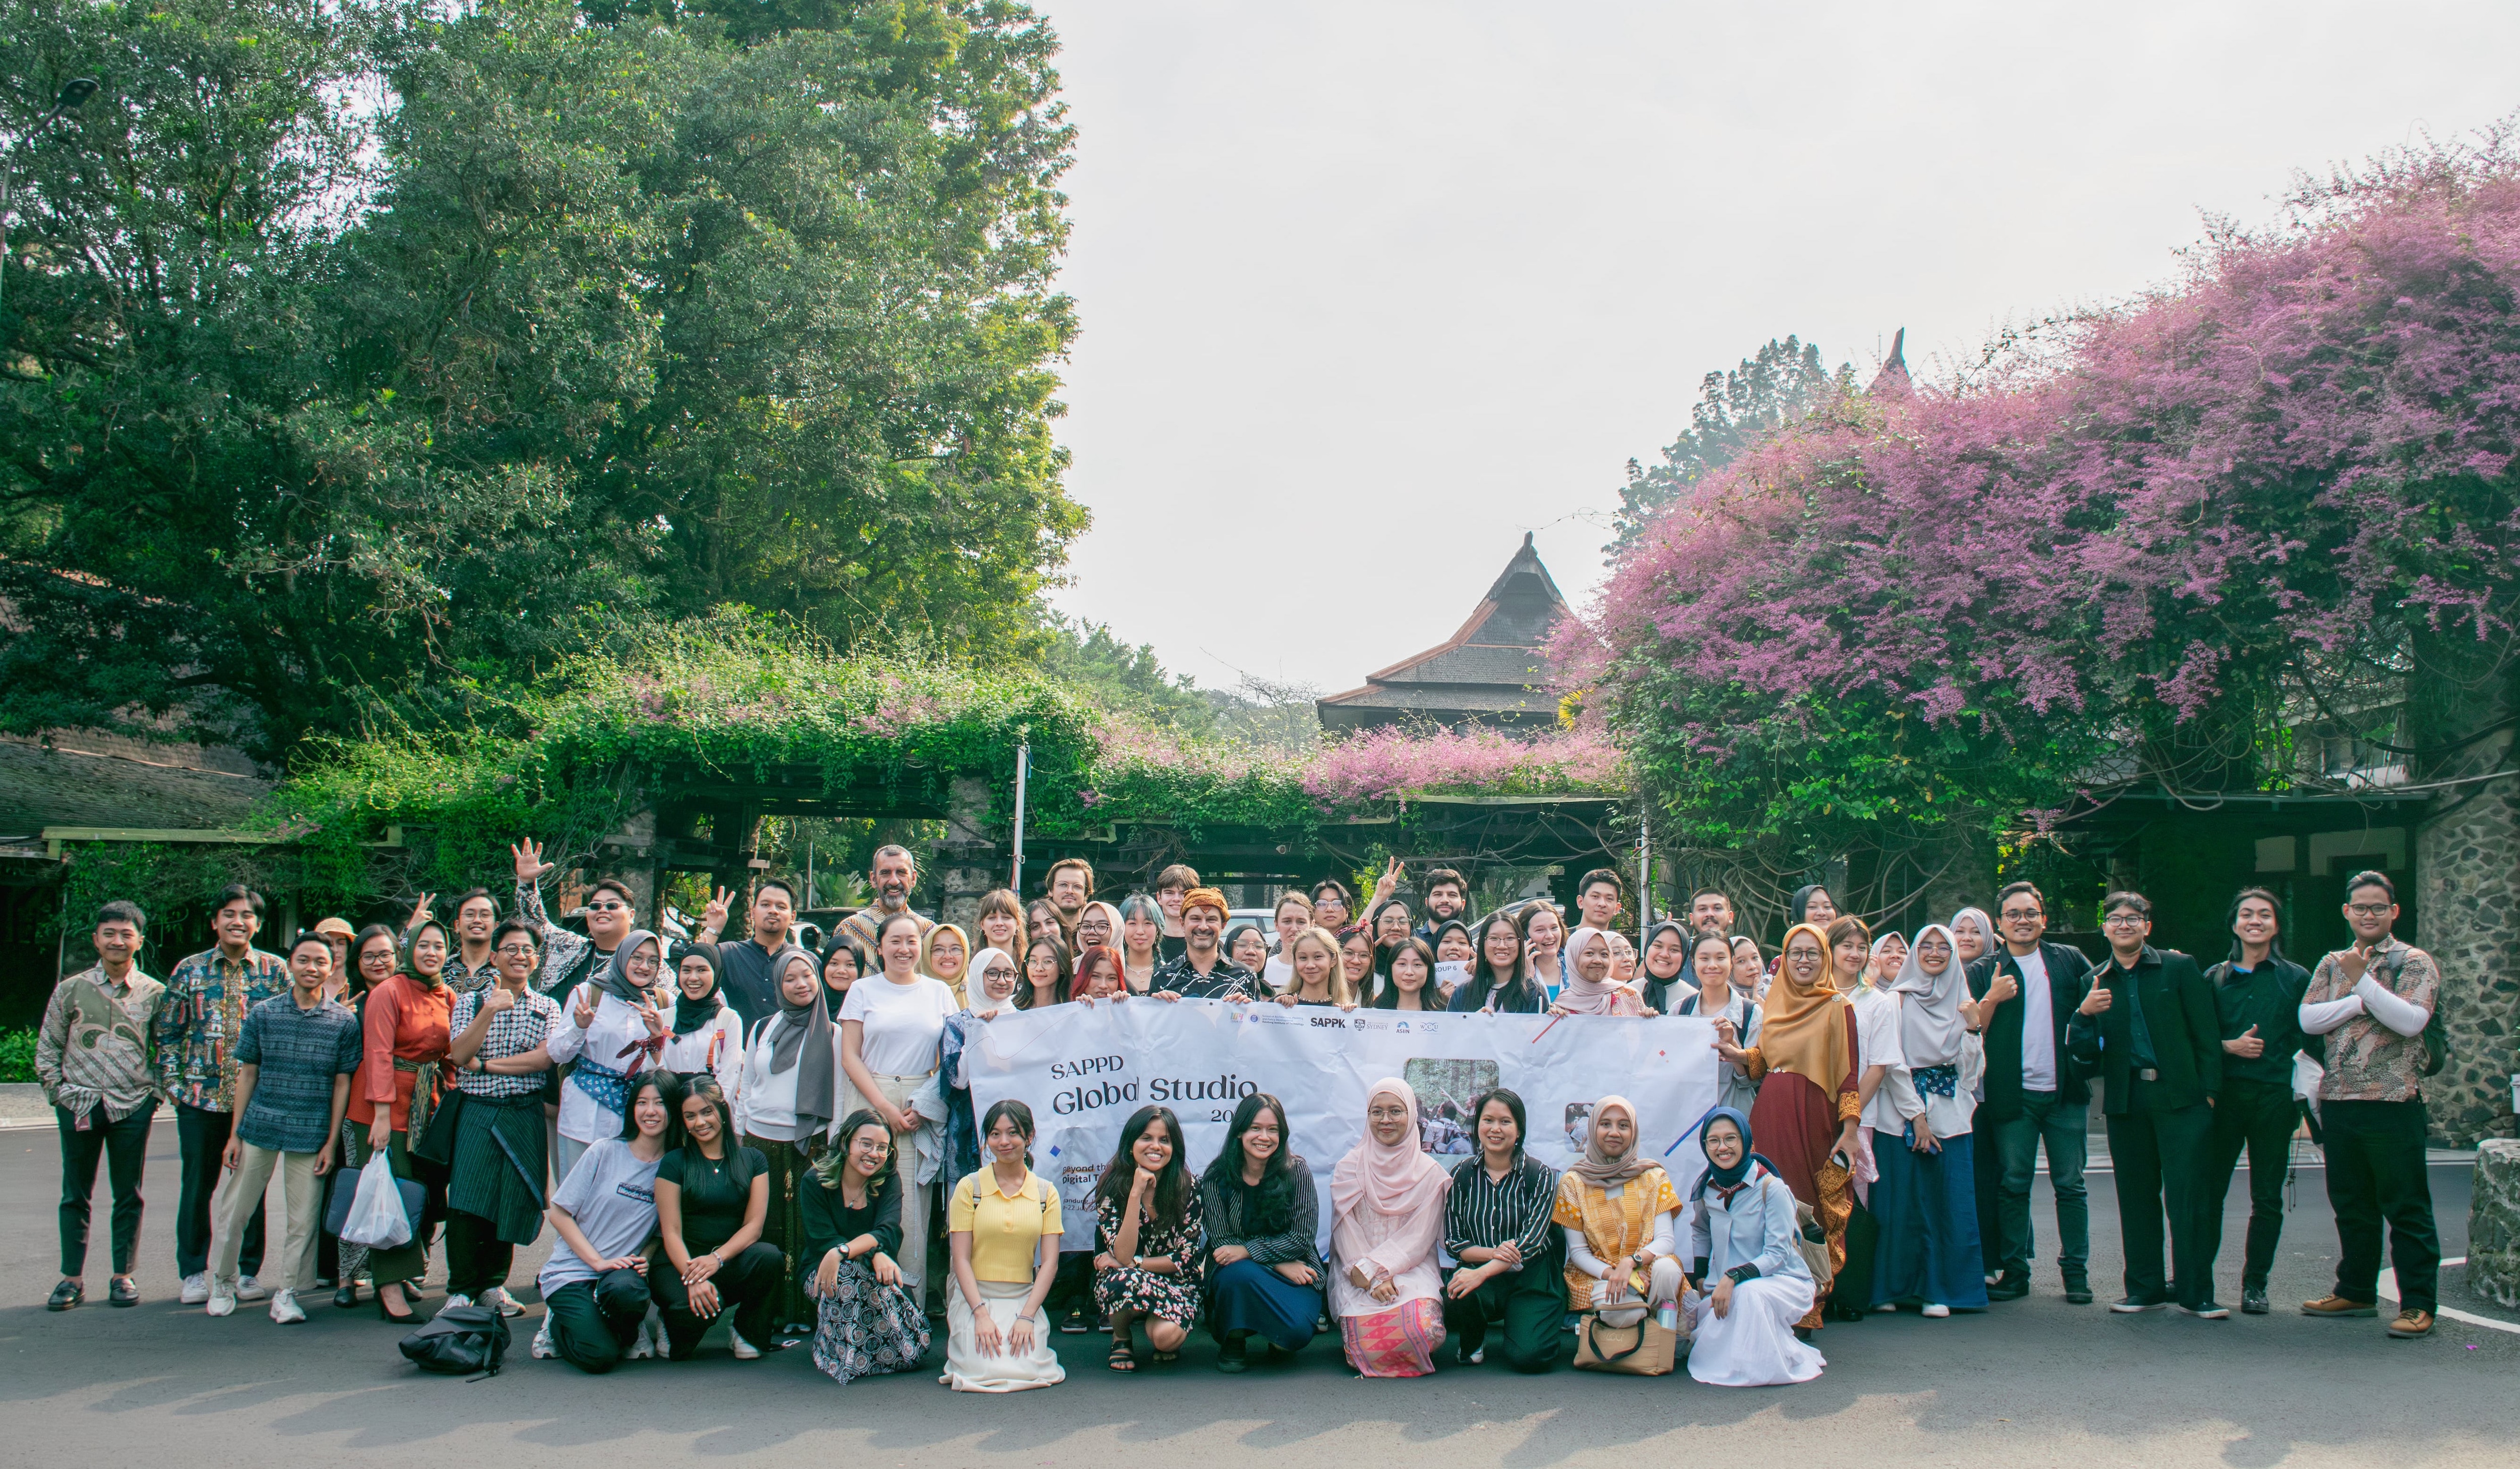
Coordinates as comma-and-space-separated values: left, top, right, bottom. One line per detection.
1149, 889, 1264, 1001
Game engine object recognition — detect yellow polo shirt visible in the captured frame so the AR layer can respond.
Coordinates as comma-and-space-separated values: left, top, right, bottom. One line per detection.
949, 1168, 1061, 1283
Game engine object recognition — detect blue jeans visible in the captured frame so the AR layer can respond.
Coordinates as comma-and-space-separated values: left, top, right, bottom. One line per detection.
1990, 1089, 2088, 1280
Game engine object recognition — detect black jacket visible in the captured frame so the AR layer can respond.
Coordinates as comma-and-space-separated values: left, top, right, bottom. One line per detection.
2205, 954, 2313, 1089
2065, 945, 2224, 1114
1965, 940, 2098, 1121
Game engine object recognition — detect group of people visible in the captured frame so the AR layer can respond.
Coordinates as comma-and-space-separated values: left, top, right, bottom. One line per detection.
33, 838, 2449, 1393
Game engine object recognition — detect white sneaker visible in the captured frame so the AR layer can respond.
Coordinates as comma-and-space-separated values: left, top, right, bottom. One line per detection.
625, 1310, 657, 1360
269, 1290, 306, 1324
206, 1278, 237, 1317
234, 1274, 269, 1302
1922, 1303, 1951, 1319
438, 1294, 473, 1316
180, 1272, 211, 1305
729, 1327, 761, 1361
480, 1287, 525, 1317
531, 1315, 557, 1360
1874, 1302, 1898, 1313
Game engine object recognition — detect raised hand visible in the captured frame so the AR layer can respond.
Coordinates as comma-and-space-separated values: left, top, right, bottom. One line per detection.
512, 838, 555, 883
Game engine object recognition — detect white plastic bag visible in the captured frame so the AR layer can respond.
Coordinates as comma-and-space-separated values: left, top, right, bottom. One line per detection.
342, 1151, 414, 1249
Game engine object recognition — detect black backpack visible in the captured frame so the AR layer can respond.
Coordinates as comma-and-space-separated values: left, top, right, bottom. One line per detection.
399, 1304, 511, 1378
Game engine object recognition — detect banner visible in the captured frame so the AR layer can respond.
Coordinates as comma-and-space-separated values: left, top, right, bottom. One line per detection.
963, 999, 1722, 1253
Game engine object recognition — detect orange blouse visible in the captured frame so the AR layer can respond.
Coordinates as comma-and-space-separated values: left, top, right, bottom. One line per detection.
348, 973, 453, 1130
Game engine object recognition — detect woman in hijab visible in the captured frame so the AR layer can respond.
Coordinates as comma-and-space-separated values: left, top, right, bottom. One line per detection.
940, 949, 1024, 1186
822, 934, 869, 1006
661, 941, 743, 1103
1769, 885, 1841, 989
919, 924, 972, 1008
1425, 918, 1475, 1005
1550, 928, 1652, 1017
1744, 923, 1860, 1334
1947, 907, 1996, 970
1830, 915, 1899, 1321
1551, 1094, 1684, 1327
1867, 931, 1908, 989
345, 919, 458, 1322
1073, 901, 1123, 966
1944, 905, 2003, 1277
1330, 1077, 1452, 1376
1684, 1110, 1826, 1386
1681, 931, 1765, 1117
1448, 911, 1546, 1014
1604, 933, 1641, 990
546, 929, 670, 1197
734, 946, 842, 1334
1868, 925, 1987, 1316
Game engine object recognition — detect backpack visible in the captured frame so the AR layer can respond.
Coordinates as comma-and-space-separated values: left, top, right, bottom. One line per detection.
399, 1304, 511, 1378
2367, 946, 2451, 1079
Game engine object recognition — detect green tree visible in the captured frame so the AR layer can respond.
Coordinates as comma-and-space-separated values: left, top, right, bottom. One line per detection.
1034, 612, 1214, 731
1607, 336, 1849, 556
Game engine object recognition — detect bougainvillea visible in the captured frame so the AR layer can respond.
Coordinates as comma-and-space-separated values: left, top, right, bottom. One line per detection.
1569, 128, 2520, 855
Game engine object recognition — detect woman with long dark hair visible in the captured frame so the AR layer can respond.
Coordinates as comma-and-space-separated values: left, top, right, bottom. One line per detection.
1448, 911, 1546, 1014
1092, 1105, 1202, 1370
1441, 1088, 1560, 1371
344, 919, 453, 1324
1199, 1093, 1324, 1370
1022, 934, 1074, 1008
539, 1071, 676, 1370
1371, 937, 1442, 1012
802, 1108, 931, 1384
654, 1079, 782, 1359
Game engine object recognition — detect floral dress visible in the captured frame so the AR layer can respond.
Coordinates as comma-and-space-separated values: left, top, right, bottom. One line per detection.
1093, 1189, 1206, 1326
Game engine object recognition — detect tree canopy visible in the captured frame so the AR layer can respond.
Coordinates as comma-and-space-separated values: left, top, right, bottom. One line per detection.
1607, 335, 1852, 556
2, 0, 1084, 760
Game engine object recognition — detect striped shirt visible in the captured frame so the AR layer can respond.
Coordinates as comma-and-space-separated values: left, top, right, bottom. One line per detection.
232, 994, 364, 1153
1444, 1152, 1559, 1260
449, 986, 561, 1099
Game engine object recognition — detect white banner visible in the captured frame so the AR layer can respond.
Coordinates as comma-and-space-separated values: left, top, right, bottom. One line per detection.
963, 1000, 1722, 1253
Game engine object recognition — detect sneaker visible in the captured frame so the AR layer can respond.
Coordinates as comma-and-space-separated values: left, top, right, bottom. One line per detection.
531, 1315, 557, 1360
626, 1311, 659, 1360
234, 1274, 270, 1302
1874, 1302, 1898, 1314
1986, 1272, 2030, 1301
2110, 1296, 2166, 1313
438, 1294, 474, 1314
180, 1272, 211, 1306
206, 1278, 238, 1317
729, 1327, 761, 1361
2241, 1287, 2270, 1316
1921, 1303, 1951, 1319
2063, 1277, 2094, 1306
481, 1287, 526, 1317
2301, 1295, 2379, 1318
269, 1290, 306, 1325
2181, 1301, 2231, 1320
2386, 1309, 2434, 1339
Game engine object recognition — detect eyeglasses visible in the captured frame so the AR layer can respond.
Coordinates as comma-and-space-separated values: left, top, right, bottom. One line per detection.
1999, 908, 2043, 921
2348, 902, 2394, 917
496, 943, 538, 957
2103, 913, 2147, 928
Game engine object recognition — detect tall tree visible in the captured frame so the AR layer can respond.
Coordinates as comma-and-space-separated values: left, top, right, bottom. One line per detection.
1607, 335, 1849, 556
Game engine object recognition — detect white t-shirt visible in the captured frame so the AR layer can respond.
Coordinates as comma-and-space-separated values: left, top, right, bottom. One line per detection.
2013, 948, 2056, 1091
538, 1138, 661, 1295
1851, 986, 1909, 1132
837, 974, 958, 1077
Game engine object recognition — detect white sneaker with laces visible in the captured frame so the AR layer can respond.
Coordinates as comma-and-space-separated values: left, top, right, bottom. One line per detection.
439, 1294, 474, 1313
180, 1272, 211, 1305
481, 1287, 525, 1317
626, 1312, 658, 1360
531, 1315, 557, 1359
206, 1278, 237, 1317
234, 1274, 270, 1302
269, 1290, 306, 1324
1921, 1303, 1951, 1319
729, 1327, 761, 1361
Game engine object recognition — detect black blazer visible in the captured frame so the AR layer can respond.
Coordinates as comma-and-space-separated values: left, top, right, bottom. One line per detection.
2064, 945, 2224, 1114
1965, 940, 2098, 1121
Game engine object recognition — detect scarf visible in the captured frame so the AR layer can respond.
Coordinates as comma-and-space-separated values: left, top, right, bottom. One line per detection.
1863, 932, 1903, 992
670, 942, 725, 1036
1698, 1106, 1756, 1193
596, 928, 659, 1005
1948, 906, 1995, 967
1758, 922, 1855, 1088
1331, 1076, 1445, 1217
1567, 1093, 1656, 1187
766, 945, 835, 1137
1556, 927, 1627, 1015
1641, 921, 1689, 984
968, 947, 1020, 1015
920, 923, 970, 988
1887, 924, 1969, 1067
1789, 885, 1831, 925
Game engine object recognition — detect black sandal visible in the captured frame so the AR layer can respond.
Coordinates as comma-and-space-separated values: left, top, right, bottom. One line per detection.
1106, 1342, 1139, 1372
1059, 1308, 1090, 1334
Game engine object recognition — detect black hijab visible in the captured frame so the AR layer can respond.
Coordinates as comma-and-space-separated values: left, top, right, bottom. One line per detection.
671, 942, 726, 1036
1788, 886, 1830, 926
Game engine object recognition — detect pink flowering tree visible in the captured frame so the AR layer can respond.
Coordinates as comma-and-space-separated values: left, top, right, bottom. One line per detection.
1569, 130, 2520, 886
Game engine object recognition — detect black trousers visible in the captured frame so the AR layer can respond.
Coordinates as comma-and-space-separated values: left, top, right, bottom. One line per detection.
1440, 1257, 1561, 1372
2105, 1099, 2213, 1307
2198, 1079, 2298, 1290
2323, 1099, 2438, 1314
443, 1210, 516, 1299
1974, 1117, 2006, 1275
546, 1268, 653, 1373
651, 1241, 784, 1358
175, 1103, 262, 1278
56, 1102, 156, 1277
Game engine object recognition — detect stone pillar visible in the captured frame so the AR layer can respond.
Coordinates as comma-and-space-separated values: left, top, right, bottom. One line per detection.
2414, 726, 2520, 1144
2472, 1139, 2520, 1307
931, 775, 1001, 933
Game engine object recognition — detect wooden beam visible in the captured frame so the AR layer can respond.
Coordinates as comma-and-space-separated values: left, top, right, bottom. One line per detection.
43, 825, 405, 857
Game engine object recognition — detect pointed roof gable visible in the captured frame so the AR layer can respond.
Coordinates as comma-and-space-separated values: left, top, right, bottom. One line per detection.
1868, 327, 1912, 398
1317, 534, 1567, 725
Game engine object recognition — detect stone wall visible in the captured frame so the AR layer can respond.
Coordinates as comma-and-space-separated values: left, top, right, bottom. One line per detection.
2471, 1139, 2520, 1308
2414, 727, 2520, 1145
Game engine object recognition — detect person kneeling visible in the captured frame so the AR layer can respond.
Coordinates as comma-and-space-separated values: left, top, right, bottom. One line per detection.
1685, 1110, 1825, 1386
1330, 1079, 1452, 1376
942, 1101, 1065, 1391
801, 1109, 932, 1383
1199, 1094, 1324, 1372
1554, 1094, 1686, 1329
538, 1074, 674, 1371
653, 1080, 783, 1360
1442, 1088, 1562, 1371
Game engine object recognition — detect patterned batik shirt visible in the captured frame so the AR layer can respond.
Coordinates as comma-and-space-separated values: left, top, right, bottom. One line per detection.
2304, 936, 2441, 1104
156, 946, 291, 1112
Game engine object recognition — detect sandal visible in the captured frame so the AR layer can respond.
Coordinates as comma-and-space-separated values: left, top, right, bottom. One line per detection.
1151, 1350, 1179, 1366
1106, 1342, 1139, 1372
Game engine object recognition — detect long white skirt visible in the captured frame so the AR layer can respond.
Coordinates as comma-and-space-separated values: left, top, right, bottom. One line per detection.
942, 1277, 1065, 1392
1686, 1275, 1825, 1387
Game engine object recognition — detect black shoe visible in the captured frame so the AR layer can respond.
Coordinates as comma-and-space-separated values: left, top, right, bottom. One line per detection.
47, 1280, 82, 1312
1059, 1309, 1089, 1334
1217, 1336, 1249, 1374
108, 1277, 140, 1308
2110, 1295, 2168, 1313
2181, 1301, 2231, 1320
334, 1281, 361, 1309
1986, 1272, 2031, 1301
2063, 1278, 2094, 1306
2241, 1287, 2269, 1315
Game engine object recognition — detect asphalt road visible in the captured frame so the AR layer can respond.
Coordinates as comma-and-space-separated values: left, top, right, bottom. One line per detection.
3, 1119, 2511, 1469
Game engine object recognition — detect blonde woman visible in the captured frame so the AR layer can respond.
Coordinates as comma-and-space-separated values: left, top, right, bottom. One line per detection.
1274, 927, 1357, 1009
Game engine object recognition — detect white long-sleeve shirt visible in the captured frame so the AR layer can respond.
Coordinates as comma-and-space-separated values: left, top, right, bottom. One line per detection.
545, 984, 669, 1144
657, 1003, 744, 1105
730, 1013, 845, 1145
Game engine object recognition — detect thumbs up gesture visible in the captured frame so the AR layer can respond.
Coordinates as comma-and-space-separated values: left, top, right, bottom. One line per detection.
2223, 1023, 2265, 1059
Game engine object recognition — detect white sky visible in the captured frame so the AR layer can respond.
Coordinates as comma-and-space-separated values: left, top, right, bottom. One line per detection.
1039, 1, 2520, 698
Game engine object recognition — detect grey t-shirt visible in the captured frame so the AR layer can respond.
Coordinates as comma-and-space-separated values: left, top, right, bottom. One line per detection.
536, 1138, 662, 1295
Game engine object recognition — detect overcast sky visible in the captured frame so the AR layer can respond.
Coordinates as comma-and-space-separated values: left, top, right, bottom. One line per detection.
1038, 1, 2520, 699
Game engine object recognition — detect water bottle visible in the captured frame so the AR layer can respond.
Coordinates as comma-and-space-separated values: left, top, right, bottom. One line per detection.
1657, 1300, 1680, 1332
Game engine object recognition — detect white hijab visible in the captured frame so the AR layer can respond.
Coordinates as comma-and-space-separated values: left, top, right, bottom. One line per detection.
1886, 924, 1968, 1067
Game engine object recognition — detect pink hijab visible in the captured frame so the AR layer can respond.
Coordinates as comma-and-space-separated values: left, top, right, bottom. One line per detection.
1557, 927, 1629, 1015
1332, 1077, 1446, 1217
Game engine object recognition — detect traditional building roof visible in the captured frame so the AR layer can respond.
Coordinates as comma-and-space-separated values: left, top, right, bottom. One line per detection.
1869, 327, 1912, 398
1316, 534, 1566, 733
